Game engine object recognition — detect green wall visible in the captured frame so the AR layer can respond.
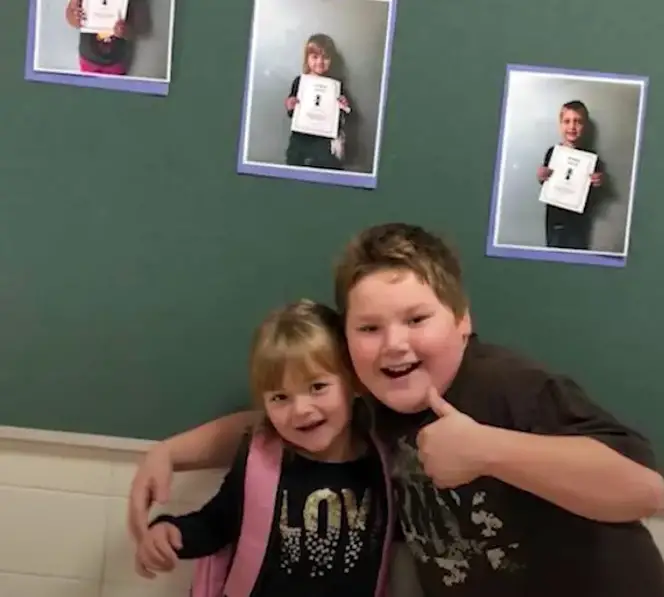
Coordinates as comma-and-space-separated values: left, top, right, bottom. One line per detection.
2, 1, 662, 463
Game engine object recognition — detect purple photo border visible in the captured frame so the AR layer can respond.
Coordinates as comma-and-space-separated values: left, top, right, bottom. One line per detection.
485, 63, 649, 268
235, 0, 399, 190
24, 0, 169, 96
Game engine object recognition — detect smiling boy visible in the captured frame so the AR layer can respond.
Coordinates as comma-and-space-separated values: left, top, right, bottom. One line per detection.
129, 223, 664, 596
537, 100, 604, 250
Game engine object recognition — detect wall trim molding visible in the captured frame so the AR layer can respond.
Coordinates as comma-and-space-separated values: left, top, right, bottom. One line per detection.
0, 425, 662, 519
0, 425, 154, 453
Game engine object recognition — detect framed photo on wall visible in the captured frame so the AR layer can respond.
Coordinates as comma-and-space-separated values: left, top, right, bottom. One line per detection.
25, 0, 176, 96
485, 63, 648, 268
235, 0, 399, 189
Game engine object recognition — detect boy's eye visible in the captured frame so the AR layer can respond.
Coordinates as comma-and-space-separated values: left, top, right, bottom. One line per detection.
408, 314, 429, 325
357, 324, 378, 333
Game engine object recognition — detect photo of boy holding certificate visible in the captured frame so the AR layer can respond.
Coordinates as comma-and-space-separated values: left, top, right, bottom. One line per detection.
536, 101, 604, 250
485, 64, 647, 268
285, 34, 351, 170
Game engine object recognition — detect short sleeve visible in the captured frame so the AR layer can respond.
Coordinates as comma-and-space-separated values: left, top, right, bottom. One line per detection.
525, 376, 656, 470
289, 76, 300, 97
542, 146, 554, 167
594, 155, 605, 173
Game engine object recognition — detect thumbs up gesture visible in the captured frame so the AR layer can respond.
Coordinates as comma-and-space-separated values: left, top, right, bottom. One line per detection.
416, 387, 494, 488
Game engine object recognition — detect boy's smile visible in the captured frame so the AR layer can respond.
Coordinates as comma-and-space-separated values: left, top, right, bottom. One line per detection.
381, 361, 422, 378
345, 269, 470, 413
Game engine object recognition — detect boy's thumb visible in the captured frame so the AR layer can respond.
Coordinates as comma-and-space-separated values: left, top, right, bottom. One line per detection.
427, 387, 456, 418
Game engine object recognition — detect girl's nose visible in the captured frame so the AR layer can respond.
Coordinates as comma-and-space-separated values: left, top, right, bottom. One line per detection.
292, 395, 314, 416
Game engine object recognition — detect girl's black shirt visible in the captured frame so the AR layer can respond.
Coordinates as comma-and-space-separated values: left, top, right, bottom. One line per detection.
152, 433, 388, 597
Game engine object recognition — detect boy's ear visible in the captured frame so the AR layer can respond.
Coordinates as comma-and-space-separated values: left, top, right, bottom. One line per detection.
457, 309, 472, 338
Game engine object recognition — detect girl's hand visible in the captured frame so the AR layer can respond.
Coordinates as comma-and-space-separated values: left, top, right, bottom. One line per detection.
135, 522, 182, 579
537, 166, 553, 183
113, 18, 127, 38
68, 0, 86, 28
338, 95, 349, 109
590, 172, 603, 187
285, 96, 298, 111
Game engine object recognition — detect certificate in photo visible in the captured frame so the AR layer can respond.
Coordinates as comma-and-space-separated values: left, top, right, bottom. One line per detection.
80, 0, 129, 34
539, 145, 598, 214
291, 74, 341, 139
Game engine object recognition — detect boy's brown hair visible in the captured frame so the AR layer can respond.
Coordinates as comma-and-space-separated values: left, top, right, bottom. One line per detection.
334, 223, 468, 319
560, 100, 589, 122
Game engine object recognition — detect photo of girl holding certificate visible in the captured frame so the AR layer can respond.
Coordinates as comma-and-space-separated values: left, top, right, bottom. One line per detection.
285, 34, 351, 170
65, 0, 150, 76
236, 0, 396, 189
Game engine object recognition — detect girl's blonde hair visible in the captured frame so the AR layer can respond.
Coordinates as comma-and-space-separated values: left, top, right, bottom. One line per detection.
249, 299, 355, 412
302, 33, 338, 74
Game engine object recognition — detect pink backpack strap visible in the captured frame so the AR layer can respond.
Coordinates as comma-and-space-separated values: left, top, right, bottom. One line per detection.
190, 431, 283, 597
370, 429, 394, 597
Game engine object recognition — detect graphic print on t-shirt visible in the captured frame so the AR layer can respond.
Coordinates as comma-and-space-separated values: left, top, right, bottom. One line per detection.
392, 436, 524, 588
278, 487, 379, 577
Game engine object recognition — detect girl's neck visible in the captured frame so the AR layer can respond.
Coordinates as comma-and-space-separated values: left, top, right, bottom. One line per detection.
294, 430, 367, 463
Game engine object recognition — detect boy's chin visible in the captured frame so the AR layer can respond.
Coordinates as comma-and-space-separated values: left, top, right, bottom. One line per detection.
377, 392, 429, 414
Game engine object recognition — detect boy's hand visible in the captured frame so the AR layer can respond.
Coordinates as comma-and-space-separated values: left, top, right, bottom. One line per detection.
285, 96, 298, 111
128, 445, 173, 544
537, 166, 553, 183
135, 522, 182, 579
590, 172, 603, 187
416, 388, 494, 488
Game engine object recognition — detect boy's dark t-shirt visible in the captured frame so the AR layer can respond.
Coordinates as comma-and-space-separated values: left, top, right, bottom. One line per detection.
542, 144, 604, 231
152, 433, 388, 597
373, 334, 664, 597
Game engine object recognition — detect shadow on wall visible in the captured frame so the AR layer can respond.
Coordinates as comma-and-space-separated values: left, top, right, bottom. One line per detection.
565, 119, 621, 235
36, 0, 171, 80
496, 74, 642, 255
246, 0, 390, 174
583, 120, 621, 247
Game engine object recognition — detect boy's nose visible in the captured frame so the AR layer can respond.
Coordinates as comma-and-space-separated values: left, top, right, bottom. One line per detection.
382, 326, 409, 353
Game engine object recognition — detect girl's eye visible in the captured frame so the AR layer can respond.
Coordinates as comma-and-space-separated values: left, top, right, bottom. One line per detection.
271, 393, 288, 402
311, 382, 329, 393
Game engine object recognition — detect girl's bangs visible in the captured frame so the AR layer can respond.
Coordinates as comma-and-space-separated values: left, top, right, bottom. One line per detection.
252, 333, 339, 395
